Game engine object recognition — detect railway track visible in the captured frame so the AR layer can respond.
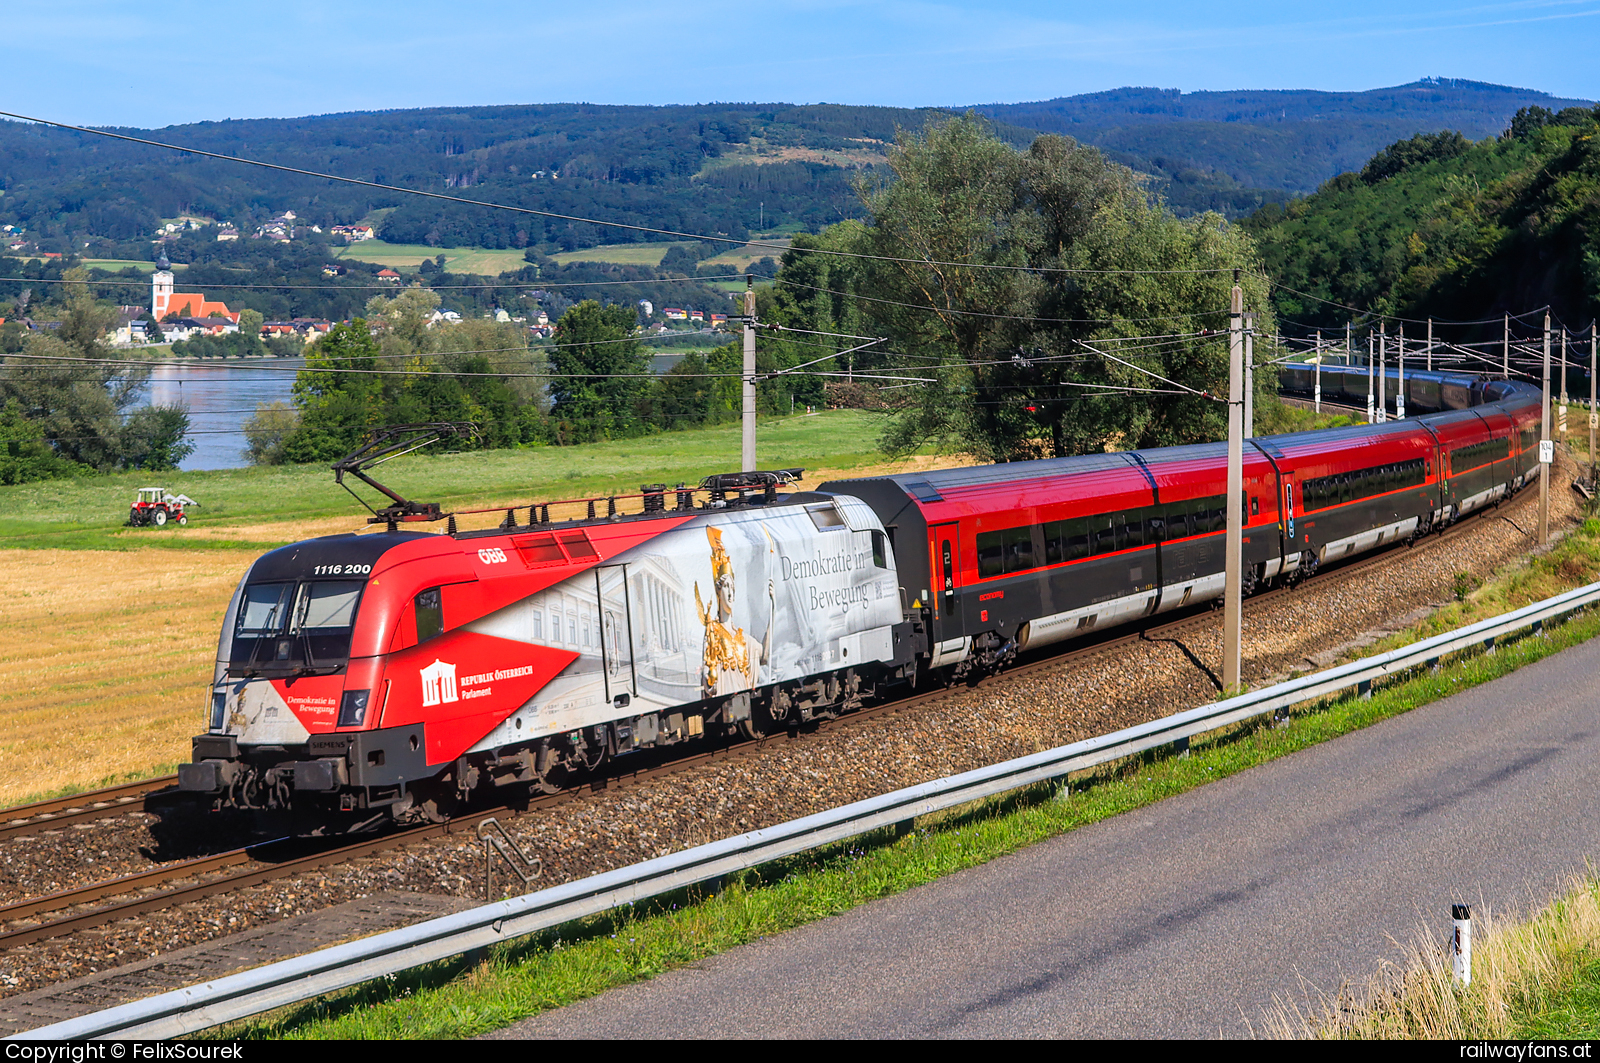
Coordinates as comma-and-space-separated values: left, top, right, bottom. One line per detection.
0, 776, 177, 842
0, 484, 1544, 954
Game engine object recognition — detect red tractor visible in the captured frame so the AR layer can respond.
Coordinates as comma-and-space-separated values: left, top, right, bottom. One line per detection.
128, 487, 199, 527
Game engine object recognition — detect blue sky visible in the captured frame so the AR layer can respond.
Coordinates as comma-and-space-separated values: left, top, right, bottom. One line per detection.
10, 0, 1599, 128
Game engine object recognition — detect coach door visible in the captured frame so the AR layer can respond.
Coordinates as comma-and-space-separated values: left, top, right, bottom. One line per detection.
930, 522, 960, 634
595, 564, 636, 707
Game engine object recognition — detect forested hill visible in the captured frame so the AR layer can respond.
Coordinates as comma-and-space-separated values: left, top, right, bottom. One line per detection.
1244, 105, 1600, 335
0, 81, 1589, 257
974, 79, 1591, 195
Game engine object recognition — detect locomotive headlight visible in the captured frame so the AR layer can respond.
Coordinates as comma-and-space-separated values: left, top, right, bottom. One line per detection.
210, 692, 227, 732
338, 689, 371, 728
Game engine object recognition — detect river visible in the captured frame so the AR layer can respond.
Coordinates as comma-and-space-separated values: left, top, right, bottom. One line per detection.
141, 359, 302, 471
139, 353, 690, 471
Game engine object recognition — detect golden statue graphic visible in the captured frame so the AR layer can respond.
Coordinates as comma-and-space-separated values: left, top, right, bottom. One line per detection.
694, 526, 774, 699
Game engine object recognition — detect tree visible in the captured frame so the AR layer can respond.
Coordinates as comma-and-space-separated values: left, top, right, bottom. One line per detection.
0, 399, 90, 484
547, 300, 650, 441
241, 400, 300, 465
120, 404, 195, 470
238, 308, 263, 337
835, 116, 1269, 461
282, 320, 383, 463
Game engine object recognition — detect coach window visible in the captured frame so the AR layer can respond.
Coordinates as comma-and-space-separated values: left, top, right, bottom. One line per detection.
1165, 504, 1190, 540
1092, 514, 1118, 555
1122, 511, 1145, 549
1145, 507, 1166, 542
415, 588, 443, 643
1004, 525, 1035, 571
977, 531, 1005, 579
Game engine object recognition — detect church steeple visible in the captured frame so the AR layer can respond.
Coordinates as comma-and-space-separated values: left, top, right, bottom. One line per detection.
151, 255, 175, 320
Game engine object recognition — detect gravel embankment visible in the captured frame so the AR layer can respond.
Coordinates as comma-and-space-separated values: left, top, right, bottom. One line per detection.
1, 459, 1585, 998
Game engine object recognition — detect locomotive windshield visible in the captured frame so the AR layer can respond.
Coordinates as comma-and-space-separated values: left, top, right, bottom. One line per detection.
229, 579, 365, 676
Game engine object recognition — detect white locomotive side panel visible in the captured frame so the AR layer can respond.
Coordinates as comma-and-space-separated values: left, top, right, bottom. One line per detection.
467, 500, 901, 747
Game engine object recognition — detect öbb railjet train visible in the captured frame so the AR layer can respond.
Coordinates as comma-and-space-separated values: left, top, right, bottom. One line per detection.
178, 369, 1544, 830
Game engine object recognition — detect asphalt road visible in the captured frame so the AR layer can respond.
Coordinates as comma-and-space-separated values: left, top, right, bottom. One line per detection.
489, 635, 1600, 1038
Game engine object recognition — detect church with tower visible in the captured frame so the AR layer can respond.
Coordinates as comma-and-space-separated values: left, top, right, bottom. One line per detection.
150, 255, 239, 323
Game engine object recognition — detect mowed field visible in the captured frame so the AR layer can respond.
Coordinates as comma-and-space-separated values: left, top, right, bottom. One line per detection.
333, 241, 531, 275
547, 242, 677, 267
0, 411, 966, 804
0, 547, 254, 805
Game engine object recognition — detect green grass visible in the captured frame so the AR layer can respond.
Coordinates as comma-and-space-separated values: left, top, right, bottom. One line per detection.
214, 520, 1600, 1040
547, 242, 678, 267
331, 242, 530, 275
0, 410, 895, 551
1515, 953, 1600, 1038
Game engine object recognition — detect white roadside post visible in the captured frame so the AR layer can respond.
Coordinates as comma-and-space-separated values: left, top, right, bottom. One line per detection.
1452, 903, 1473, 986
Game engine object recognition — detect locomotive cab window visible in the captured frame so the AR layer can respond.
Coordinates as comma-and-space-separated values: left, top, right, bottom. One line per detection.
292, 581, 362, 632
236, 582, 294, 637
871, 531, 887, 569
229, 578, 365, 676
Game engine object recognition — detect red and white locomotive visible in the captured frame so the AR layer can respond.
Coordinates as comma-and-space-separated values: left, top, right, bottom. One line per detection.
178, 370, 1544, 830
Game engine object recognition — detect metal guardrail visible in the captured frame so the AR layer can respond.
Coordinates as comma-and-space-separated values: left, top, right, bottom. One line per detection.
18, 578, 1600, 1040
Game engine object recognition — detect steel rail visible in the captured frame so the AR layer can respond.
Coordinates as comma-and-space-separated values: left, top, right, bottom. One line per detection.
0, 777, 177, 842
20, 566, 1600, 1040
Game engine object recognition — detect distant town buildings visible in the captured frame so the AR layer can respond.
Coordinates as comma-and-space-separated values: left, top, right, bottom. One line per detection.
331, 225, 375, 242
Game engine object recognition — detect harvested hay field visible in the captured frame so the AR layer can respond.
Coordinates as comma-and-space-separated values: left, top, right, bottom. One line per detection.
0, 451, 971, 804
0, 547, 256, 805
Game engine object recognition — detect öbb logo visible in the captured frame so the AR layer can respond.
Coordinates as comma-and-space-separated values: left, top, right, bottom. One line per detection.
477, 548, 508, 564
420, 659, 459, 707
